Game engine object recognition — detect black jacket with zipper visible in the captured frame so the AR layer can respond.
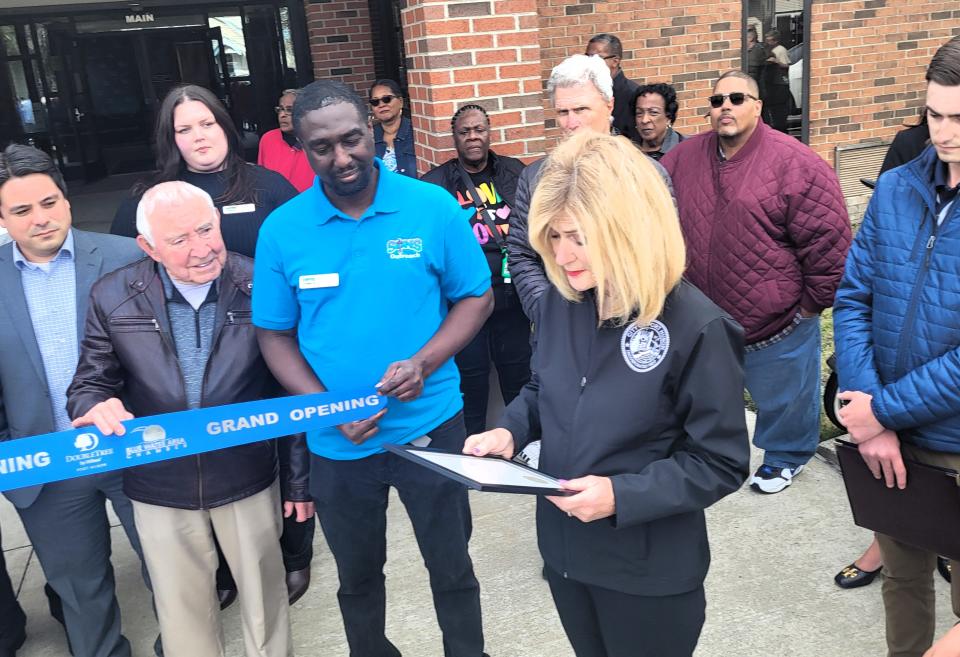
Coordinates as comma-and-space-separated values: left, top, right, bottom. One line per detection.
499, 280, 749, 596
66, 254, 309, 510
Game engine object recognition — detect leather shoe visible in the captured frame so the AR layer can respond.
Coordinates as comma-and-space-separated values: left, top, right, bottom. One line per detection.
218, 587, 238, 610
834, 562, 882, 589
939, 556, 952, 583
286, 567, 311, 605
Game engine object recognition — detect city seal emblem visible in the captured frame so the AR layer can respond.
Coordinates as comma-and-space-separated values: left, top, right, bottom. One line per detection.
620, 320, 669, 373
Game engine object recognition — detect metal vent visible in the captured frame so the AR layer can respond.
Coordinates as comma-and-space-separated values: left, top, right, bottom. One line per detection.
834, 142, 890, 198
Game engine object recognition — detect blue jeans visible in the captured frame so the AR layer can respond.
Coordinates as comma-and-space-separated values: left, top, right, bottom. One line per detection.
311, 412, 485, 657
744, 315, 821, 469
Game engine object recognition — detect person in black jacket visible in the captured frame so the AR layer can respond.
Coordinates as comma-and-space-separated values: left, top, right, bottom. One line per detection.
585, 33, 640, 141
110, 85, 297, 259
110, 85, 313, 603
421, 104, 531, 435
68, 182, 312, 657
465, 132, 749, 657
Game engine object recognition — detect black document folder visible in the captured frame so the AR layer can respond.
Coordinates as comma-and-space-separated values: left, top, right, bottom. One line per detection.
836, 439, 960, 561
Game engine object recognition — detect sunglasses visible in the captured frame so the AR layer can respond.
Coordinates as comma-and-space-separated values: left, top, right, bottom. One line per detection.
708, 92, 757, 108
369, 95, 396, 107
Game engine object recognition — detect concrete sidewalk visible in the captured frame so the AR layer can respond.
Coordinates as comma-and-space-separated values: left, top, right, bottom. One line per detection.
4, 413, 955, 656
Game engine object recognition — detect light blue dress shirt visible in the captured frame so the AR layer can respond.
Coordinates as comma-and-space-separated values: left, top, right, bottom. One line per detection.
14, 231, 78, 432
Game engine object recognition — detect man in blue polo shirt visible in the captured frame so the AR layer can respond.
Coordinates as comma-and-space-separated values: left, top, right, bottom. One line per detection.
253, 80, 493, 657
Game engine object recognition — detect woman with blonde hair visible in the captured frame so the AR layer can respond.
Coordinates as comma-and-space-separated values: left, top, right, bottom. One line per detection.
464, 131, 749, 657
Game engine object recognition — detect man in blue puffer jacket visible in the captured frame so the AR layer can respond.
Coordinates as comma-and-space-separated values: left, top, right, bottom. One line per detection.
834, 35, 960, 657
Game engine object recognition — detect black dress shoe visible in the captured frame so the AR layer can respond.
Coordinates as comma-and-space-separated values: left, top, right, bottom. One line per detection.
286, 567, 311, 605
218, 587, 238, 610
834, 563, 882, 589
938, 556, 952, 583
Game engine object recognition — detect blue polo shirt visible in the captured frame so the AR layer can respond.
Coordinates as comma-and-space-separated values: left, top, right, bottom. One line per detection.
253, 160, 490, 459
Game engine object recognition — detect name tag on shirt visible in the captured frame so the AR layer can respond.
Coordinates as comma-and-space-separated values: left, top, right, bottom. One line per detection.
299, 273, 339, 289
222, 203, 256, 215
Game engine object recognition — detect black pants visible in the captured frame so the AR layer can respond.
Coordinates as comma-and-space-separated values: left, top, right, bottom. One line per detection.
0, 524, 25, 652
455, 300, 531, 436
311, 412, 484, 657
544, 566, 705, 657
762, 85, 791, 133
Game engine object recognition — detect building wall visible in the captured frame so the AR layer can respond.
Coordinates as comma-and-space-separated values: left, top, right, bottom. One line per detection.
536, 0, 741, 151
304, 0, 960, 174
401, 0, 544, 172
809, 0, 960, 165
306, 0, 377, 91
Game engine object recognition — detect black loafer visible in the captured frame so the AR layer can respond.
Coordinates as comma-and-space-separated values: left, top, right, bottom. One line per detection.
286, 567, 311, 605
939, 556, 952, 583
218, 587, 238, 610
834, 563, 882, 589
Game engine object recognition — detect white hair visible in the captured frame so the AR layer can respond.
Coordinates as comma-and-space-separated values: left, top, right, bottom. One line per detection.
547, 54, 614, 103
136, 181, 217, 246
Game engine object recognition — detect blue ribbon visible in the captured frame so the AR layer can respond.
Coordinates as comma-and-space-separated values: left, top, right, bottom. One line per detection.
0, 389, 385, 492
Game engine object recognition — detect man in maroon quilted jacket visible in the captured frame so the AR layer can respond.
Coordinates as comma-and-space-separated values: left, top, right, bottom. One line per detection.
662, 70, 851, 494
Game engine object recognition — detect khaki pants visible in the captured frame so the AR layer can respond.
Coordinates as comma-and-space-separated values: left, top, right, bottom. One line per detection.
132, 481, 290, 657
876, 442, 960, 657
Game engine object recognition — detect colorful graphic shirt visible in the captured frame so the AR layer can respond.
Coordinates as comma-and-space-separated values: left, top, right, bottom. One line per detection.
455, 165, 511, 285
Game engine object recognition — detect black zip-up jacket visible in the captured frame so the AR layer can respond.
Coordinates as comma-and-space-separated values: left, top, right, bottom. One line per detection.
499, 280, 749, 596
66, 254, 309, 510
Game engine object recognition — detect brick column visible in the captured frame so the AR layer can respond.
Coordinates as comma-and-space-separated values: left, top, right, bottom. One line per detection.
306, 0, 377, 92
808, 0, 960, 166
401, 0, 545, 173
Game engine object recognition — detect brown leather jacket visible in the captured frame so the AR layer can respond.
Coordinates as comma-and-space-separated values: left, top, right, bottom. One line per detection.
66, 254, 309, 509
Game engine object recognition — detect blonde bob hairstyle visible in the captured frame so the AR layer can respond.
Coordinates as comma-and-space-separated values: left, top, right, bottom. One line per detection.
528, 131, 685, 326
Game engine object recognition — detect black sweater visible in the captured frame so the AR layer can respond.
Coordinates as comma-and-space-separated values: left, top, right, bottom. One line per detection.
499, 280, 750, 596
110, 164, 298, 258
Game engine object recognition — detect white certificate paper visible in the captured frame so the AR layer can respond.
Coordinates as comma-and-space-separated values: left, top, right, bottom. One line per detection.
412, 451, 568, 492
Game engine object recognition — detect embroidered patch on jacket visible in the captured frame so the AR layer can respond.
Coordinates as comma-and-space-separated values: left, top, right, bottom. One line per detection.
386, 238, 423, 259
621, 321, 670, 373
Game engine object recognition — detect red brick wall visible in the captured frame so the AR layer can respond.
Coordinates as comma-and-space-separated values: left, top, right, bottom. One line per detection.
809, 0, 960, 166
536, 0, 742, 150
401, 0, 545, 172
306, 0, 377, 93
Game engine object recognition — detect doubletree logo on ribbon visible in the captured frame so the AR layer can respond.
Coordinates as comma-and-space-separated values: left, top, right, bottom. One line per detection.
0, 390, 384, 492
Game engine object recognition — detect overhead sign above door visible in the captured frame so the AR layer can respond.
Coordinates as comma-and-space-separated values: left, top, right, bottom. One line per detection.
74, 12, 204, 34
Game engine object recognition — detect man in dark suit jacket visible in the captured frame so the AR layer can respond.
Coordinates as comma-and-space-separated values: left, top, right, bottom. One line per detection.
0, 144, 147, 657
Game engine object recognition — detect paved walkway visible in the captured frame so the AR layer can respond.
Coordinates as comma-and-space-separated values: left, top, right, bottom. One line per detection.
4, 414, 955, 656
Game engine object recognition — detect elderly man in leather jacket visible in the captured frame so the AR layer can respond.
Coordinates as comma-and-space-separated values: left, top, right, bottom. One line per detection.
66, 181, 311, 657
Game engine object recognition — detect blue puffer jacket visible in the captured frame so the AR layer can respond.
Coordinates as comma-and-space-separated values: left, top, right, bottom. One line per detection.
834, 146, 960, 453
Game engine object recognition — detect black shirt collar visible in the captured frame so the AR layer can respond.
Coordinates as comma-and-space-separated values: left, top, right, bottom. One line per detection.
933, 159, 960, 212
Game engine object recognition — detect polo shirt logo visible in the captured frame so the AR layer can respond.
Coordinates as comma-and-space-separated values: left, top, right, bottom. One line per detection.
386, 238, 423, 259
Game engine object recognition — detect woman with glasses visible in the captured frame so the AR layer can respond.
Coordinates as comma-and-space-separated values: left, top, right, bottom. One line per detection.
465, 132, 749, 657
369, 79, 417, 177
110, 85, 298, 259
633, 83, 685, 161
258, 88, 314, 192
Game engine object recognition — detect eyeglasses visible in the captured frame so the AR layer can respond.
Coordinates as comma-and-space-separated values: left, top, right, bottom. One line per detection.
707, 92, 757, 108
369, 95, 396, 107
274, 105, 294, 115
585, 53, 617, 60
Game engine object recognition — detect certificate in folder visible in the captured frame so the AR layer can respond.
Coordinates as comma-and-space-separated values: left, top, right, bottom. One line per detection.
836, 439, 960, 561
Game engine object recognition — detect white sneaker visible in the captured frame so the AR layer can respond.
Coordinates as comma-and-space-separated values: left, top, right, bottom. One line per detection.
750, 464, 804, 494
